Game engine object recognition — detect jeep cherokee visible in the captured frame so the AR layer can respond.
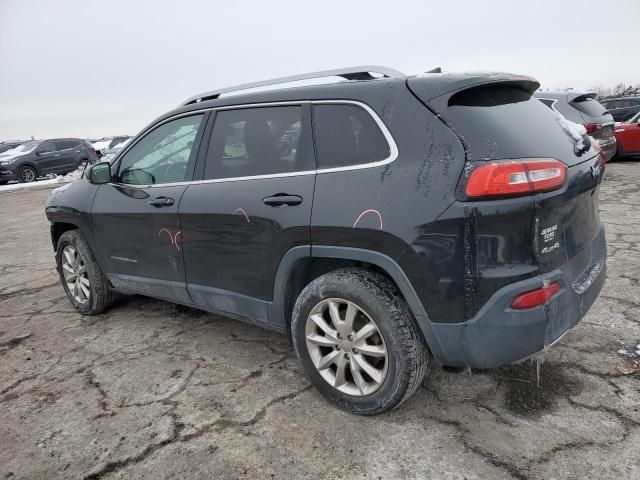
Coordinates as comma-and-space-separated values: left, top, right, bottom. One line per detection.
45, 66, 607, 414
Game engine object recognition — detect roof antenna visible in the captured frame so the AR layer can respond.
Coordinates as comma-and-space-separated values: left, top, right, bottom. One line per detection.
425, 67, 442, 73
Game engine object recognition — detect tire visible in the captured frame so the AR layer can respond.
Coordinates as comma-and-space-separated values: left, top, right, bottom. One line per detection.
18, 166, 37, 183
56, 230, 114, 315
291, 268, 430, 415
0, 181, 7, 185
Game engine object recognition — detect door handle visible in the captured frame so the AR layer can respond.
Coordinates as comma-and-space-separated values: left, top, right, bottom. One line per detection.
263, 194, 303, 207
149, 196, 175, 207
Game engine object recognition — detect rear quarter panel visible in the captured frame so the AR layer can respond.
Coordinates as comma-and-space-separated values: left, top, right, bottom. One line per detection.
310, 82, 467, 309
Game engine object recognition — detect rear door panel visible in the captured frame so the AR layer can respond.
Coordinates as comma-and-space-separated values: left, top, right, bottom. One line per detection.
180, 175, 314, 322
180, 103, 315, 325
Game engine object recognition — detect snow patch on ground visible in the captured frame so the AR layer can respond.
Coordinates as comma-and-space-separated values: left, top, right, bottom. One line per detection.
0, 167, 85, 193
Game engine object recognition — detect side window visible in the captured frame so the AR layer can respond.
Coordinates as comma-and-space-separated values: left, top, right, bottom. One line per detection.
118, 114, 204, 185
538, 99, 555, 109
37, 141, 56, 154
204, 106, 310, 180
55, 140, 79, 150
312, 104, 391, 169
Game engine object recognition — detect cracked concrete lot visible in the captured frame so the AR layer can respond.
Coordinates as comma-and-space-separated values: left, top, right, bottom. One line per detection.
1, 161, 639, 480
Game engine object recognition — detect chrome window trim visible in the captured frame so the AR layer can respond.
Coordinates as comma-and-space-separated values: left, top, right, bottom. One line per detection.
110, 99, 399, 189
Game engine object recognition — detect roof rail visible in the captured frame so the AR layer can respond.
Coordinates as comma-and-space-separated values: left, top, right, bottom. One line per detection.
180, 65, 405, 106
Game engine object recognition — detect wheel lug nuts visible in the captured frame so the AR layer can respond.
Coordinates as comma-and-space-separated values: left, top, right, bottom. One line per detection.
347, 335, 353, 341
352, 348, 358, 354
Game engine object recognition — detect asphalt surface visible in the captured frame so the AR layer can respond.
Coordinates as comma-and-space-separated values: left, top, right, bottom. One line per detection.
1, 162, 639, 480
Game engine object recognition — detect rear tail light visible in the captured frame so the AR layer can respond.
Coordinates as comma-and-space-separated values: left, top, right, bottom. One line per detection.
465, 159, 566, 199
584, 123, 602, 134
511, 282, 561, 309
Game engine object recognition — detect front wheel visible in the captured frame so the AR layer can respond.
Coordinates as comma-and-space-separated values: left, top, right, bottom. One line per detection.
291, 268, 430, 415
18, 166, 37, 183
56, 230, 114, 314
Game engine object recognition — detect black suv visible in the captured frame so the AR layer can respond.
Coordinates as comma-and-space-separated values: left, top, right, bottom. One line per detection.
45, 67, 607, 414
601, 96, 640, 122
0, 138, 98, 184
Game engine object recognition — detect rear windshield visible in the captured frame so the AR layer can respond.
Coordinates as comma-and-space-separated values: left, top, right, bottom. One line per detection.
571, 97, 608, 117
443, 85, 588, 164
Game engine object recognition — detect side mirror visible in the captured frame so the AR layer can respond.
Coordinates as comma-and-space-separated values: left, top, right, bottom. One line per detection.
88, 161, 112, 184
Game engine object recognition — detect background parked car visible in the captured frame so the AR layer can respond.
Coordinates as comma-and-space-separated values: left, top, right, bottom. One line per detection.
100, 137, 132, 162
91, 136, 131, 157
601, 97, 640, 122
0, 138, 98, 184
0, 141, 25, 154
613, 111, 640, 159
535, 91, 617, 161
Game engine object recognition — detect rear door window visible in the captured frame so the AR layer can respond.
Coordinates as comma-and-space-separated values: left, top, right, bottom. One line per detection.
204, 105, 312, 180
312, 104, 391, 169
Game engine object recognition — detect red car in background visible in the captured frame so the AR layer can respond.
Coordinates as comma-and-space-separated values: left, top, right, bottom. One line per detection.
614, 111, 640, 159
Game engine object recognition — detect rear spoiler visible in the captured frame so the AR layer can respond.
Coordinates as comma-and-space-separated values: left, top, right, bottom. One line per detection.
407, 72, 540, 107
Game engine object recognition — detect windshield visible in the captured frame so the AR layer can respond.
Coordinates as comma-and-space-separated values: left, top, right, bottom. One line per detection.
0, 141, 38, 156
0, 143, 20, 154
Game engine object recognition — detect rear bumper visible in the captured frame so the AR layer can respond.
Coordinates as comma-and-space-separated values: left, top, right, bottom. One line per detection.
425, 227, 607, 368
599, 139, 617, 161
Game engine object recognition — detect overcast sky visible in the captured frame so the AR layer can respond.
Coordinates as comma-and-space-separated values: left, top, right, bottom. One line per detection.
1, 0, 638, 140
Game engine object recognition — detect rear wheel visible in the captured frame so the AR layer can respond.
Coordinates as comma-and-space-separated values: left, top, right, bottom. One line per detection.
18, 166, 37, 183
56, 230, 114, 314
291, 268, 430, 415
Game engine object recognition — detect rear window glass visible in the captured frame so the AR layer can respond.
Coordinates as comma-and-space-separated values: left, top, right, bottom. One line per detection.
313, 104, 390, 169
571, 97, 607, 117
443, 85, 583, 162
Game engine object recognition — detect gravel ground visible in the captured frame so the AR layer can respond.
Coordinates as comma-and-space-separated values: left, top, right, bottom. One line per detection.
1, 162, 639, 480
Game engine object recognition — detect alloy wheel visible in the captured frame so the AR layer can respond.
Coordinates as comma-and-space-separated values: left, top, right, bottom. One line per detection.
61, 245, 90, 304
20, 167, 36, 183
305, 298, 388, 396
